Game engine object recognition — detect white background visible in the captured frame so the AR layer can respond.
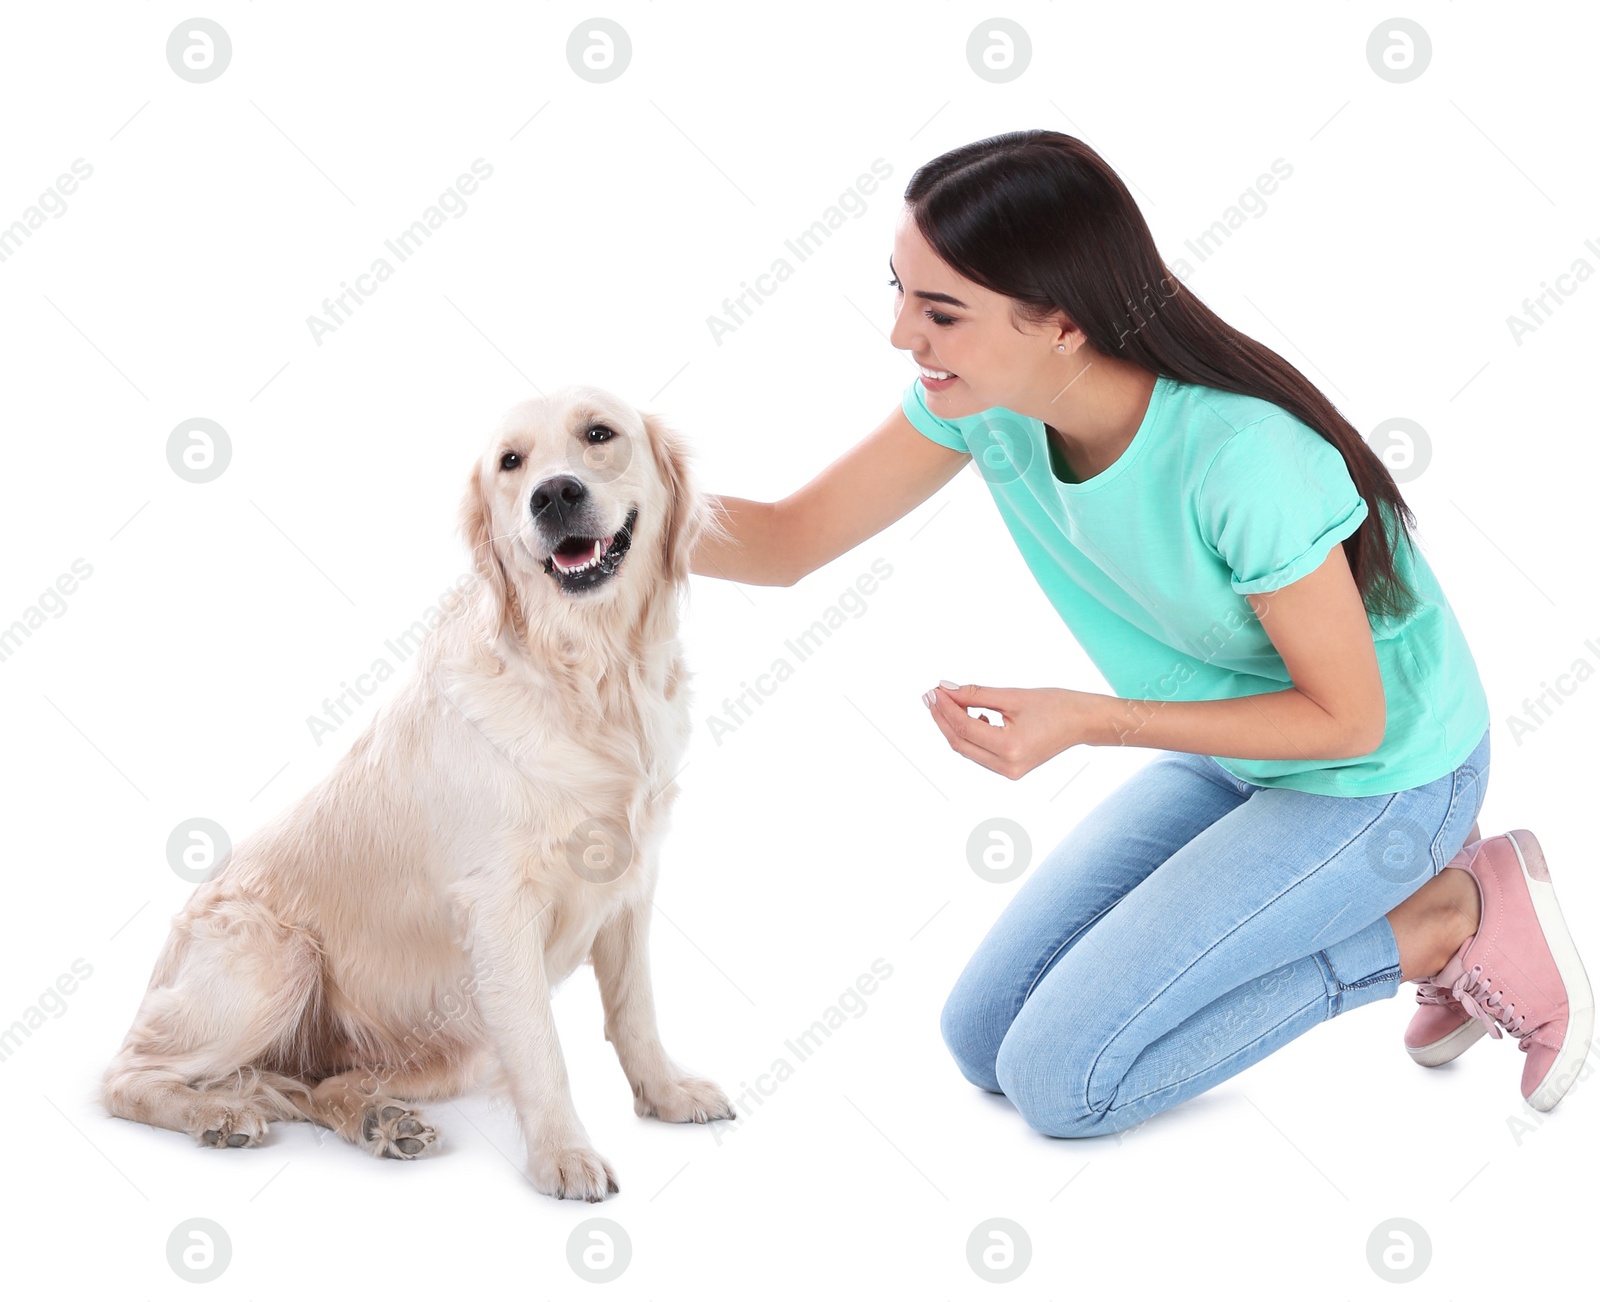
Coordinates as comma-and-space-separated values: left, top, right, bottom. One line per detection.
2, 2, 1596, 1297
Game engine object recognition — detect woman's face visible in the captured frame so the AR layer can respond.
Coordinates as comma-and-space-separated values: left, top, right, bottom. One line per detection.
887, 204, 1075, 421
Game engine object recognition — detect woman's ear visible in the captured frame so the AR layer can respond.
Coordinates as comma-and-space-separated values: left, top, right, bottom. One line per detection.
641, 410, 720, 589
458, 463, 516, 644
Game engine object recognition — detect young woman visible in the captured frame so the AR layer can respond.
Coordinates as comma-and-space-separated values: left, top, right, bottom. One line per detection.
690, 129, 1593, 1136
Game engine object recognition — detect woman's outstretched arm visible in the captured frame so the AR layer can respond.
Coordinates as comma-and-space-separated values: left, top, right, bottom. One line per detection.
691, 404, 970, 587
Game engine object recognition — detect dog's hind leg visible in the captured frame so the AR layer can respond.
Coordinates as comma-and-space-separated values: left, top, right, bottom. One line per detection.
101, 894, 324, 1149
300, 1053, 474, 1159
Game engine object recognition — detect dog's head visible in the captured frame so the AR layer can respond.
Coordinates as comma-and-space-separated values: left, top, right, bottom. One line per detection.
459, 385, 707, 645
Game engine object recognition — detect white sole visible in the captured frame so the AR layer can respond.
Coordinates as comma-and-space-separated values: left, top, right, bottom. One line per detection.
1506, 830, 1596, 1112
1407, 1015, 1488, 1067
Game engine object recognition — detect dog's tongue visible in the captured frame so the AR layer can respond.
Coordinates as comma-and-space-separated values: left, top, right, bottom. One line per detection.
555, 534, 612, 568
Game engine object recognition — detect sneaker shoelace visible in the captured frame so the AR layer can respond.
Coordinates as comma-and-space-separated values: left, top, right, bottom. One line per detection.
1414, 978, 1457, 1007
1450, 963, 1532, 1048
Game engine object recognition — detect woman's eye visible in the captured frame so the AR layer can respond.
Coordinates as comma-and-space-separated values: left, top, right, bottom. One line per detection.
587, 426, 616, 443
889, 278, 954, 326
499, 451, 521, 471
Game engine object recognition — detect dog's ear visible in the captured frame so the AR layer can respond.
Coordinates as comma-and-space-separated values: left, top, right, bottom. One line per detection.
641, 409, 718, 589
458, 462, 518, 644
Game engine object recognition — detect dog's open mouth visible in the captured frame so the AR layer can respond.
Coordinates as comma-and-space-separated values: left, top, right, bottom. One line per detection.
541, 506, 637, 593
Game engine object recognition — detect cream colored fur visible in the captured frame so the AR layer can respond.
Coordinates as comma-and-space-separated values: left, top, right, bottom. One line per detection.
100, 385, 734, 1201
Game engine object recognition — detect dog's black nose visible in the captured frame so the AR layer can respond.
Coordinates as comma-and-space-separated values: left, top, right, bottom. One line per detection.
530, 474, 587, 528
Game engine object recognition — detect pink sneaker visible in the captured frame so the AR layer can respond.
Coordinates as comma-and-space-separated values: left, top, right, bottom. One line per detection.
1404, 821, 1486, 1067
1425, 830, 1595, 1111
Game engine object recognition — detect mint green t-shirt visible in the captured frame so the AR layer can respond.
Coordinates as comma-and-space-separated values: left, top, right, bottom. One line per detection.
902, 373, 1490, 796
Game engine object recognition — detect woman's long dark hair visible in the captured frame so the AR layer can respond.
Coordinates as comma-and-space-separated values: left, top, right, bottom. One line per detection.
905, 129, 1420, 624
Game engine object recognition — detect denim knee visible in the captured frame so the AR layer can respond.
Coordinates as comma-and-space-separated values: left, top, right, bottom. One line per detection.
993, 1019, 1107, 1139
939, 978, 1007, 1095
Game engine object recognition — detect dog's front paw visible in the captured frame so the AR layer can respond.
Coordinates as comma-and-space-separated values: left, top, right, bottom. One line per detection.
191, 1100, 269, 1149
635, 1075, 736, 1124
528, 1143, 619, 1202
359, 1101, 439, 1159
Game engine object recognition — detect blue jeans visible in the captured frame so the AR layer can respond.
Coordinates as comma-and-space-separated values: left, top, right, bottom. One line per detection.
940, 728, 1491, 1138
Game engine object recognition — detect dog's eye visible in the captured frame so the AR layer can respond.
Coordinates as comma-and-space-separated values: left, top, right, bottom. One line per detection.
499, 451, 521, 471
586, 426, 616, 443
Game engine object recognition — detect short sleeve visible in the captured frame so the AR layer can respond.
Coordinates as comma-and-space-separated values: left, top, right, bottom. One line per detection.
901, 377, 969, 453
1197, 416, 1369, 595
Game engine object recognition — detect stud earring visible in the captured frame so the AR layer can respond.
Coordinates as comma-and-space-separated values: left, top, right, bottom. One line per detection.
1057, 344, 1066, 351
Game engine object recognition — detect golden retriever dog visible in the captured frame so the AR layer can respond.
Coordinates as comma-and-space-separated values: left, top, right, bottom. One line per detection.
101, 385, 734, 1201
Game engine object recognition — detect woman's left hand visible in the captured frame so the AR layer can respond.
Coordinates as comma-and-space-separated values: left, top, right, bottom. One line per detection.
923, 681, 1102, 779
